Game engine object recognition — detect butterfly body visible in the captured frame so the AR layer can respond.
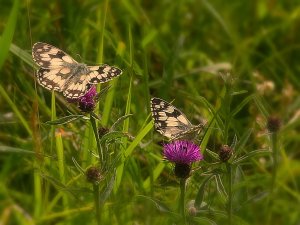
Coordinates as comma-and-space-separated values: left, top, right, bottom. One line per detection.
32, 42, 122, 99
150, 97, 203, 141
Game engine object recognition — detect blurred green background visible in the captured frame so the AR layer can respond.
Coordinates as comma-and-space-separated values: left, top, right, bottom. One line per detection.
1, 0, 300, 224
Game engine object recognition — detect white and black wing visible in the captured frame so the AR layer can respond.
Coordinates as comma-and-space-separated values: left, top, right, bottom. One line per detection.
32, 42, 77, 69
150, 97, 202, 140
32, 42, 78, 92
87, 65, 123, 84
32, 42, 122, 99
61, 65, 122, 99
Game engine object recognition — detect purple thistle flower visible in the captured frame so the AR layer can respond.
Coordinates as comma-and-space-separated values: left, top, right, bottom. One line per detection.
77, 86, 98, 112
163, 140, 203, 179
163, 140, 203, 164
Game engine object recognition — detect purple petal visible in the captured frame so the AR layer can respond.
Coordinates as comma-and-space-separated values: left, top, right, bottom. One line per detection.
163, 140, 203, 164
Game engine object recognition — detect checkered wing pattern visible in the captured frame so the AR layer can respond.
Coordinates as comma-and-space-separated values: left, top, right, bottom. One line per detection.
32, 42, 122, 99
150, 97, 203, 140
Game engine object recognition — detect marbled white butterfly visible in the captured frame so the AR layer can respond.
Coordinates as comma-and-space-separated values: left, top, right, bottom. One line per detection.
32, 42, 122, 99
150, 97, 203, 140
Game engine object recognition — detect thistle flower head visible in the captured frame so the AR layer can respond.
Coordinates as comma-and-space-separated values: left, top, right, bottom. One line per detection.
267, 116, 281, 133
78, 86, 98, 112
98, 127, 109, 138
163, 140, 203, 164
163, 140, 203, 179
219, 144, 233, 162
86, 166, 103, 184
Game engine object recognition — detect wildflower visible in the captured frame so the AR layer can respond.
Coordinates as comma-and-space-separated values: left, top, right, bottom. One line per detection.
163, 140, 203, 179
78, 86, 98, 112
86, 166, 103, 184
98, 127, 109, 138
219, 145, 233, 162
267, 116, 281, 133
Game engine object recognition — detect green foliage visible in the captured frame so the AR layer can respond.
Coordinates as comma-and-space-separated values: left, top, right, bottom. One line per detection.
1, 0, 300, 225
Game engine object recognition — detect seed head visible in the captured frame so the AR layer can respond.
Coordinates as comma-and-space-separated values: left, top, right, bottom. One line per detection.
267, 116, 281, 133
86, 166, 102, 184
219, 145, 233, 162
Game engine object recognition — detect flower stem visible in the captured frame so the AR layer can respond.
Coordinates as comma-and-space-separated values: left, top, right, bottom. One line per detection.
270, 132, 278, 195
90, 114, 103, 163
93, 184, 101, 225
226, 163, 233, 225
179, 178, 187, 224
266, 132, 278, 225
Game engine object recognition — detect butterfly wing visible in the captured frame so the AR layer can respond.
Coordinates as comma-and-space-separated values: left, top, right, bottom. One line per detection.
62, 64, 123, 99
87, 64, 122, 84
36, 68, 71, 92
32, 42, 77, 69
32, 42, 123, 99
62, 78, 91, 99
32, 42, 79, 93
150, 97, 194, 139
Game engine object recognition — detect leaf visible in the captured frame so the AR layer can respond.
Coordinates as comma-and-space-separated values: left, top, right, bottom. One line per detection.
110, 114, 133, 131
231, 94, 255, 117
205, 148, 219, 161
231, 90, 248, 96
136, 195, 173, 214
143, 162, 165, 190
254, 94, 269, 118
45, 115, 86, 125
90, 111, 102, 121
195, 174, 215, 208
99, 171, 116, 205
233, 149, 271, 165
234, 128, 253, 156
0, 85, 32, 136
100, 131, 131, 144
10, 43, 35, 67
0, 0, 19, 69
0, 146, 34, 154
72, 157, 85, 175
191, 217, 218, 225
215, 174, 227, 199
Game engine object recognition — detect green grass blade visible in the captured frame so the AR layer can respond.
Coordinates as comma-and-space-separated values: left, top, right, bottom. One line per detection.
0, 84, 32, 136
95, 0, 108, 118
143, 162, 165, 190
0, 0, 19, 69
101, 79, 119, 126
10, 43, 34, 67
125, 120, 153, 158
114, 25, 134, 191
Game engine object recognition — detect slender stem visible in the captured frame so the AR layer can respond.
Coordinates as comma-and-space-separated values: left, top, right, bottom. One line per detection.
93, 184, 101, 225
226, 163, 233, 225
266, 132, 278, 225
270, 132, 278, 194
90, 114, 103, 163
179, 178, 187, 224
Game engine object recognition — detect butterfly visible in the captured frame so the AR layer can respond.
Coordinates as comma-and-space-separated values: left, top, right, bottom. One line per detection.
32, 42, 122, 99
150, 97, 204, 141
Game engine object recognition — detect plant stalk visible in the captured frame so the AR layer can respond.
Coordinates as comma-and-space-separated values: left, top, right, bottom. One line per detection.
93, 184, 101, 225
226, 163, 233, 225
267, 132, 278, 225
179, 178, 187, 224
90, 114, 103, 163
270, 132, 278, 195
